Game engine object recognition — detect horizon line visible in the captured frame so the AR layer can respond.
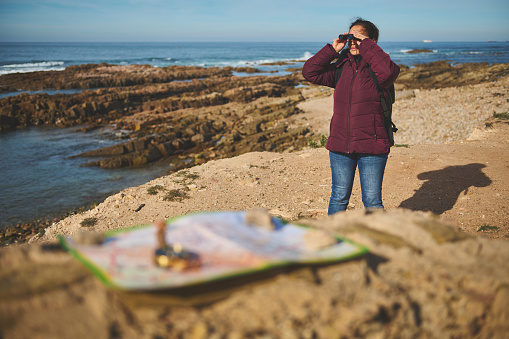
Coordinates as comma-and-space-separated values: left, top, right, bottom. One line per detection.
1, 40, 508, 44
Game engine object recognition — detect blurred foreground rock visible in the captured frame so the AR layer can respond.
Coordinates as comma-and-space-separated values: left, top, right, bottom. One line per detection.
1, 209, 508, 339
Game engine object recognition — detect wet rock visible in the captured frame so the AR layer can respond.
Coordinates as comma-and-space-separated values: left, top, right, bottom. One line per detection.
405, 49, 434, 54
191, 134, 205, 144
129, 138, 150, 152
223, 83, 284, 102
0, 114, 16, 131
157, 142, 176, 156
172, 138, 194, 151
75, 143, 127, 157
88, 147, 164, 169
97, 156, 130, 169
131, 147, 163, 166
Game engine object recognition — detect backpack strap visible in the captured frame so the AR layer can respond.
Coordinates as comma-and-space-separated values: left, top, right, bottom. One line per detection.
367, 66, 398, 134
367, 67, 389, 118
334, 50, 349, 87
334, 64, 343, 88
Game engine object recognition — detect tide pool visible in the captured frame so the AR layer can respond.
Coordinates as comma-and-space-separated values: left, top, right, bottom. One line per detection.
0, 126, 168, 228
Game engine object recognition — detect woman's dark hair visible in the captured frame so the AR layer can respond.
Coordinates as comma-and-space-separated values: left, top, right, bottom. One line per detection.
350, 18, 379, 42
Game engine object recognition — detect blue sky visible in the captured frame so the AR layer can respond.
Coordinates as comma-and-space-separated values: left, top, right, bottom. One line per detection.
1, 0, 508, 42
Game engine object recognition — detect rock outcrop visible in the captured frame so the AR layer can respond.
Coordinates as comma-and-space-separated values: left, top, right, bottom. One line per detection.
0, 64, 299, 131
0, 63, 234, 93
405, 49, 434, 54
1, 209, 508, 338
0, 64, 310, 170
1, 61, 508, 170
395, 61, 509, 90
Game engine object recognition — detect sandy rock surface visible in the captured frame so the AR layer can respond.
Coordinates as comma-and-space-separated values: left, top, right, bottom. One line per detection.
1, 75, 509, 339
39, 76, 509, 242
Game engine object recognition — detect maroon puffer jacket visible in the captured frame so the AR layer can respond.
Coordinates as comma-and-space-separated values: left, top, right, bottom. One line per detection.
302, 39, 400, 154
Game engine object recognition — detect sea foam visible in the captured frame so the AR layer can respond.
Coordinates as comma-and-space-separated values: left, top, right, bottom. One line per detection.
0, 61, 65, 75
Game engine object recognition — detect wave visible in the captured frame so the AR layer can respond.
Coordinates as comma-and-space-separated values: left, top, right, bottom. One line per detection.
2, 61, 65, 68
95, 57, 177, 65
397, 49, 439, 55
197, 53, 312, 69
0, 61, 66, 75
258, 51, 313, 63
298, 51, 314, 61
0, 53, 310, 76
147, 57, 176, 63
399, 49, 435, 53
190, 49, 314, 69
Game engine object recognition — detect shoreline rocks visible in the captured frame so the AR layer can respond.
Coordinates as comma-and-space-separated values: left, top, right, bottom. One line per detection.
2, 61, 508, 132
395, 61, 509, 90
0, 64, 312, 170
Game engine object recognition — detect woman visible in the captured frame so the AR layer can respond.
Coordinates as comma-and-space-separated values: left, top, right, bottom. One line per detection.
302, 18, 400, 214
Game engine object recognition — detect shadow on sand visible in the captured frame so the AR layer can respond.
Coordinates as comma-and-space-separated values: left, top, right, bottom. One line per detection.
399, 163, 492, 215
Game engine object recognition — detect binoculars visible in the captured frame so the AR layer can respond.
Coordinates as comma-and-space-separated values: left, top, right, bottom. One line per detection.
338, 34, 360, 41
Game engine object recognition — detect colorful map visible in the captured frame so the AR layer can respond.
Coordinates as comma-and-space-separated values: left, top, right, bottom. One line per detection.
60, 211, 368, 290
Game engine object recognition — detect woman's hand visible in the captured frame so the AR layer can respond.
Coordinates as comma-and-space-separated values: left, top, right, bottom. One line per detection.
353, 31, 369, 43
332, 34, 348, 53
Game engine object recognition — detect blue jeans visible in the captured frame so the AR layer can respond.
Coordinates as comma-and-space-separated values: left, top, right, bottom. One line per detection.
328, 151, 388, 215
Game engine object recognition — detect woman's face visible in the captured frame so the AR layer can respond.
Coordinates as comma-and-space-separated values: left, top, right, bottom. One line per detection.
348, 25, 367, 56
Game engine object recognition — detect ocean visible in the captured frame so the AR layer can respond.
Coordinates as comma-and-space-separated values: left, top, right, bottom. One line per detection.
2, 41, 508, 77
1, 41, 508, 228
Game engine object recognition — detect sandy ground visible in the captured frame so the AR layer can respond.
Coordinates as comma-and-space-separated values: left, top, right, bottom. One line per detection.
40, 78, 509, 243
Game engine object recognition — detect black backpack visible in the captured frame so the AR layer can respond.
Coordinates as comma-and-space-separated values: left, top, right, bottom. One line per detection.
335, 64, 397, 146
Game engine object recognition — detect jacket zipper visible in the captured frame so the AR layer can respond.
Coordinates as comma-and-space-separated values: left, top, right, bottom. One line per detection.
347, 67, 358, 153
